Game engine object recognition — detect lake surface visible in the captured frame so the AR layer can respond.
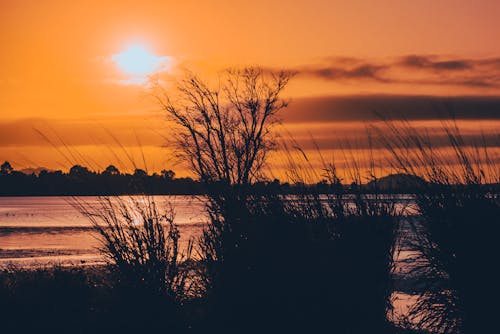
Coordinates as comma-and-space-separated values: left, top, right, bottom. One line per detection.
0, 196, 208, 267
0, 195, 419, 322
0, 195, 416, 267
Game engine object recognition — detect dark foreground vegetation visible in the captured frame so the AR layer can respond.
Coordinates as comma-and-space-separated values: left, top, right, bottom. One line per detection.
0, 188, 405, 334
378, 121, 500, 333
1, 68, 498, 334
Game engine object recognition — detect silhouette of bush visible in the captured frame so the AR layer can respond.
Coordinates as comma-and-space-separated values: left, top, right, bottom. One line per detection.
193, 158, 402, 333
283, 149, 402, 333
0, 265, 99, 334
74, 196, 194, 332
379, 120, 500, 333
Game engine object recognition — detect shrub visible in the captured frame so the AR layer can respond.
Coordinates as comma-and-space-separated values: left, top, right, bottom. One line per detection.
196, 150, 402, 334
379, 120, 500, 333
75, 196, 194, 332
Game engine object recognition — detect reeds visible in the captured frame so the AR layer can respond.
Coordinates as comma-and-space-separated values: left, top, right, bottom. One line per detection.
284, 144, 403, 333
72, 195, 195, 332
0, 265, 99, 333
195, 143, 403, 333
75, 196, 193, 298
378, 120, 500, 333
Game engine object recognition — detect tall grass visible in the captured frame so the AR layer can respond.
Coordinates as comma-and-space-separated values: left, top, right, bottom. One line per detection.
283, 143, 403, 333
378, 120, 500, 333
196, 188, 294, 332
0, 265, 100, 334
73, 196, 194, 332
196, 143, 403, 333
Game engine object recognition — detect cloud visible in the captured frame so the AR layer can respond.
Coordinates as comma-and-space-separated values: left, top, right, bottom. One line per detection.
293, 54, 500, 89
2, 98, 498, 172
3, 95, 498, 150
303, 64, 389, 82
282, 95, 500, 123
399, 55, 472, 71
288, 132, 500, 150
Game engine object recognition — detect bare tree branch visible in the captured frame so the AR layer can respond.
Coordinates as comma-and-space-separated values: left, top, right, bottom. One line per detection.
155, 67, 293, 185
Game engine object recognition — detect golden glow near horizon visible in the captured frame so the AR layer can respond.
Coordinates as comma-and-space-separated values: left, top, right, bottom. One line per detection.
1, 0, 500, 175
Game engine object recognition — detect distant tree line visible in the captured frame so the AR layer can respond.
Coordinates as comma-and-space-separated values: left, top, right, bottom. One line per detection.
3, 160, 492, 196
0, 161, 296, 196
0, 161, 206, 196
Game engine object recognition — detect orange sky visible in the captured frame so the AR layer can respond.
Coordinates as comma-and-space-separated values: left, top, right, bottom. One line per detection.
1, 0, 499, 176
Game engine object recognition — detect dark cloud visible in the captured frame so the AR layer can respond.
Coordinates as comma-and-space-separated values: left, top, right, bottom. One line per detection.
400, 55, 472, 71
479, 58, 500, 68
282, 95, 500, 122
292, 133, 500, 150
305, 64, 389, 82
294, 54, 500, 88
298, 58, 391, 82
453, 79, 495, 87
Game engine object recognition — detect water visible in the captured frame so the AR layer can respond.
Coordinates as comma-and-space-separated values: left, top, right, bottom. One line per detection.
0, 196, 207, 267
0, 195, 417, 266
0, 195, 419, 323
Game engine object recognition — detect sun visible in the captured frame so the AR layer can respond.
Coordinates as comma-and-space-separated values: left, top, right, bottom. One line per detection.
112, 44, 168, 77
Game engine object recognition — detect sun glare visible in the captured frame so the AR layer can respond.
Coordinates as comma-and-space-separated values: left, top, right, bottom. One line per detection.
112, 44, 168, 77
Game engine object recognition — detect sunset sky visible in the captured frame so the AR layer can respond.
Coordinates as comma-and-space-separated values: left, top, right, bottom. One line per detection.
1, 0, 499, 176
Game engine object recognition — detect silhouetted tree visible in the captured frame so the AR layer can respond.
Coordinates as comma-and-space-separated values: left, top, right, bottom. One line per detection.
0, 164, 209, 196
161, 169, 175, 180
134, 168, 147, 177
157, 67, 293, 185
102, 165, 120, 176
69, 165, 90, 177
0, 161, 13, 175
156, 68, 294, 333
